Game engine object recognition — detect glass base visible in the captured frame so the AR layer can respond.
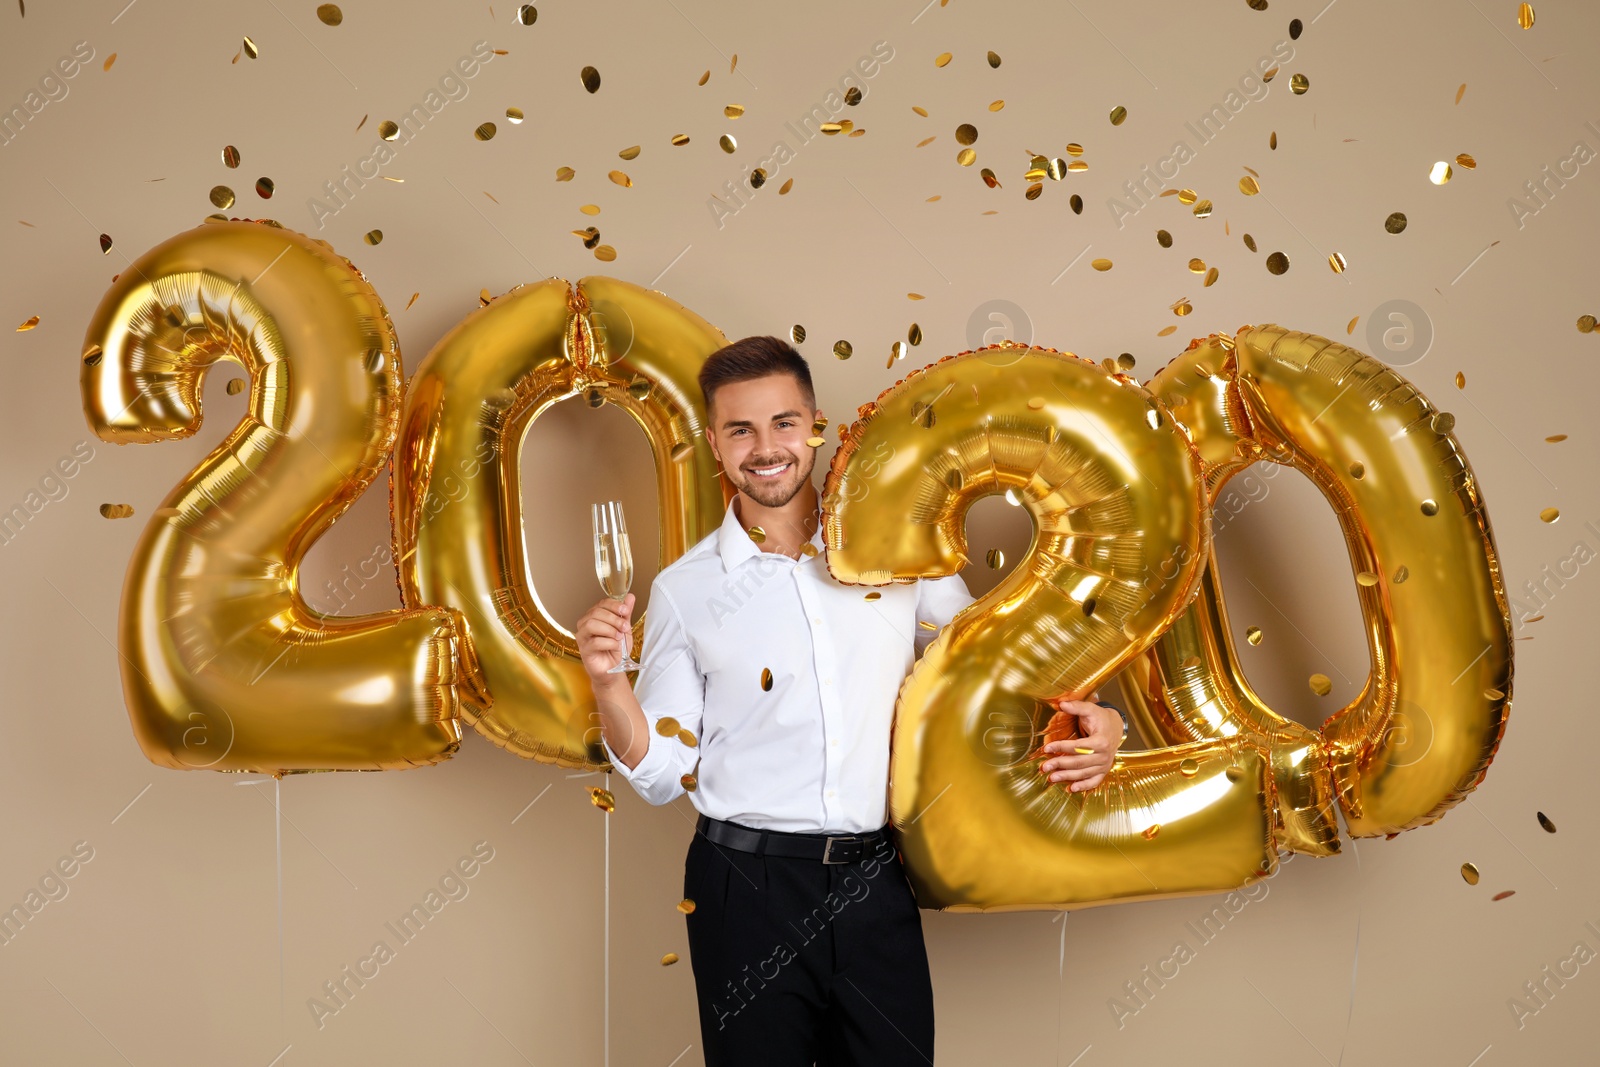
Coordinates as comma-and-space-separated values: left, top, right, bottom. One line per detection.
607, 656, 642, 674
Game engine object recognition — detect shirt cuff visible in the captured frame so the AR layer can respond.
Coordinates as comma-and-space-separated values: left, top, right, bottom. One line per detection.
601, 727, 673, 790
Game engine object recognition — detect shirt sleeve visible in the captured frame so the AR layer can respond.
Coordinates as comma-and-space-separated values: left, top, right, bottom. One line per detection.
914, 572, 977, 657
600, 583, 702, 806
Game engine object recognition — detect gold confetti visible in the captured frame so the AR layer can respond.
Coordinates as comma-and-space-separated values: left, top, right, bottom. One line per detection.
242, 36, 258, 60
1204, 266, 1219, 287
556, 166, 575, 181
677, 898, 696, 914
820, 122, 842, 135
1142, 825, 1160, 840
588, 786, 615, 813
655, 717, 681, 737
1308, 672, 1332, 696
593, 245, 617, 262
698, 70, 710, 86
760, 667, 773, 691
1266, 251, 1289, 275
1239, 175, 1260, 195
1157, 325, 1177, 337
405, 292, 420, 310
1546, 434, 1567, 443
661, 952, 679, 965
730, 53, 737, 72
226, 378, 246, 395
907, 323, 922, 346
984, 548, 1005, 569
99, 503, 134, 519
681, 773, 698, 791
608, 170, 633, 188
103, 52, 117, 71
1179, 758, 1199, 777
833, 339, 852, 360
1420, 499, 1439, 516
1492, 890, 1516, 901
1156, 229, 1172, 247
221, 145, 241, 169
778, 178, 794, 194
354, 114, 367, 131
1188, 258, 1206, 274
1431, 411, 1455, 434
989, 99, 1004, 112
1518, 3, 1534, 30
1346, 315, 1360, 335
1173, 299, 1193, 317
1429, 161, 1452, 184
581, 66, 601, 93
934, 52, 952, 67
577, 204, 601, 217
955, 123, 977, 145
377, 119, 401, 141
1091, 258, 1113, 271
1456, 371, 1466, 388
98, 233, 112, 254
316, 4, 342, 25
1290, 73, 1309, 94
1328, 252, 1347, 273
1110, 105, 1127, 125
912, 105, 929, 117
864, 591, 882, 602
474, 122, 497, 141
724, 104, 744, 119
363, 229, 382, 245
254, 177, 274, 198
1461, 862, 1480, 885
1540, 507, 1559, 523
1244, 626, 1264, 646
1192, 199, 1213, 218
1394, 564, 1409, 583
719, 134, 737, 153
1455, 152, 1477, 170
1456, 83, 1467, 104
480, 288, 493, 307
987, 50, 1001, 68
517, 4, 537, 25
1067, 160, 1088, 173
1537, 812, 1556, 833
1356, 571, 1379, 587
956, 148, 976, 166
1576, 315, 1596, 333
908, 292, 924, 300
209, 185, 235, 209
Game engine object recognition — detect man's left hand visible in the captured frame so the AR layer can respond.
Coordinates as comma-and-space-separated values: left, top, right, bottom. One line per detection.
1037, 691, 1123, 792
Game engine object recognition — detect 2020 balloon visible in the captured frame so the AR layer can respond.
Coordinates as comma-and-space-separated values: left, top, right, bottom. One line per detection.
80, 220, 1512, 911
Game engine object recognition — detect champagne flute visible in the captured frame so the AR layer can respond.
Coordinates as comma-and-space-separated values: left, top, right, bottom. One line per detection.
592, 500, 641, 673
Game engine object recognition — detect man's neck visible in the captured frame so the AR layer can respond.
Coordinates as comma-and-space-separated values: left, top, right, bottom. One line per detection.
734, 482, 820, 559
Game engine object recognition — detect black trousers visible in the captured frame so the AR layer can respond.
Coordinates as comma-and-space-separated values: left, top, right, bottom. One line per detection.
683, 823, 935, 1066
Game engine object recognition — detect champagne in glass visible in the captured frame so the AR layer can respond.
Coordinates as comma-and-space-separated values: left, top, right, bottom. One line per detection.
592, 500, 641, 672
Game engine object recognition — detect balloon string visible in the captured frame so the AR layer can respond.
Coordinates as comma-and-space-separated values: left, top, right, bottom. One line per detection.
1336, 839, 1362, 1067
604, 770, 611, 1067
276, 776, 284, 1035
1054, 910, 1068, 1064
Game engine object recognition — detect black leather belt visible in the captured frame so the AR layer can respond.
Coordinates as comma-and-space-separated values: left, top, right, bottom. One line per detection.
696, 813, 892, 865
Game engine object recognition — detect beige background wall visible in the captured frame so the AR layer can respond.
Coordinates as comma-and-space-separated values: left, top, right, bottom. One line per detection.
2, 1, 1596, 1063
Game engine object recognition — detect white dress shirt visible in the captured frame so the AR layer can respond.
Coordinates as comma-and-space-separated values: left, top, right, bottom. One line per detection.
601, 496, 975, 833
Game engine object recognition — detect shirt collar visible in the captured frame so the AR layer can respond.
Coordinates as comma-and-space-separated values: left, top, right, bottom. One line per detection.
716, 493, 825, 572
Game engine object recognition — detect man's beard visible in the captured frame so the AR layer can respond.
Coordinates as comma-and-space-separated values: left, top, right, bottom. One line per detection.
732, 449, 814, 507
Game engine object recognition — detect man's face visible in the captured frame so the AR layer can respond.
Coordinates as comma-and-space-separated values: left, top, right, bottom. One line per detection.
705, 374, 819, 509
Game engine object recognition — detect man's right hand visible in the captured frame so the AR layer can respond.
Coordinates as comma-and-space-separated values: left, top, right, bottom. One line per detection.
575, 592, 635, 687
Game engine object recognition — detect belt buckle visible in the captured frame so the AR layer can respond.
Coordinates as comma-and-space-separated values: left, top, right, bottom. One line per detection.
822, 835, 860, 864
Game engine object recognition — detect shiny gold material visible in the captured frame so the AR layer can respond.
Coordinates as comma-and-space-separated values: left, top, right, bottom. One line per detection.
655, 716, 681, 737
678, 898, 696, 913
1430, 161, 1452, 184
589, 786, 615, 812
1290, 73, 1309, 94
1461, 861, 1480, 884
1537, 812, 1556, 833
791, 324, 806, 344
1577, 315, 1596, 334
681, 772, 698, 791
719, 134, 737, 153
222, 145, 240, 168
760, 667, 773, 692
1192, 199, 1213, 218
833, 340, 852, 360
393, 276, 727, 767
581, 66, 601, 93
824, 324, 1512, 909
1540, 507, 1559, 523
956, 148, 976, 167
934, 52, 952, 67
986, 51, 1001, 67
209, 186, 235, 209
824, 344, 1277, 911
1386, 212, 1407, 234
1157, 229, 1172, 248
79, 221, 486, 773
955, 124, 977, 145
1518, 3, 1535, 30
1329, 252, 1347, 273
1110, 105, 1127, 125
316, 4, 342, 26
1091, 258, 1113, 271
1266, 252, 1289, 274
99, 503, 135, 519
746, 525, 766, 543
661, 953, 679, 965
1239, 175, 1260, 195
677, 728, 697, 747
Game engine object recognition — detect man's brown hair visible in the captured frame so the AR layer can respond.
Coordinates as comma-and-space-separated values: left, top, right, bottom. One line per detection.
698, 335, 815, 418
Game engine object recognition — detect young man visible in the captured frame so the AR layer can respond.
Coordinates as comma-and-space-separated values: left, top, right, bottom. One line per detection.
575, 335, 1125, 1066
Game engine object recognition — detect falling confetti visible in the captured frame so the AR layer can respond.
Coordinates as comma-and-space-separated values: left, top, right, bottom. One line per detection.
1461, 862, 1480, 885
1308, 672, 1332, 696
209, 185, 236, 209
934, 52, 952, 67
556, 166, 575, 181
1492, 890, 1516, 901
1091, 258, 1113, 271
316, 4, 343, 25
517, 4, 537, 25
242, 36, 258, 60
474, 122, 497, 141
760, 667, 773, 691
16, 315, 40, 332
1429, 161, 1453, 184
1455, 83, 1467, 104
1539, 507, 1559, 523
405, 292, 420, 310
719, 134, 737, 153
1517, 3, 1535, 30
1110, 105, 1127, 125
99, 233, 112, 254
608, 169, 632, 187
363, 229, 382, 245
1537, 812, 1557, 833
588, 786, 615, 812
255, 177, 274, 198
1266, 251, 1290, 274
103, 53, 117, 71
226, 378, 246, 395
99, 503, 135, 519
581, 65, 601, 93
833, 339, 852, 359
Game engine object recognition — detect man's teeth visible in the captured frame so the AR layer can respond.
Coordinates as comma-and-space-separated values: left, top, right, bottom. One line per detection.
750, 463, 791, 477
